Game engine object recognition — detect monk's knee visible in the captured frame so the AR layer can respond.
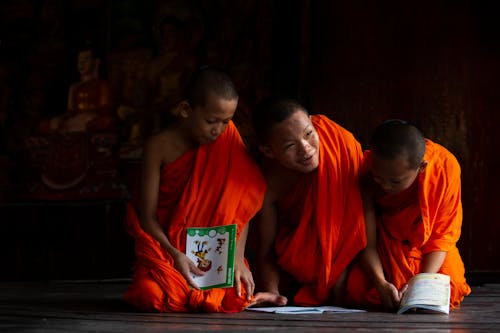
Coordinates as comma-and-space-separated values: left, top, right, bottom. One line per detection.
124, 274, 165, 312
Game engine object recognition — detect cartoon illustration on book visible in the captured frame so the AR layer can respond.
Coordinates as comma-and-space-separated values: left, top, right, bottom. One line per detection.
186, 224, 237, 289
191, 241, 212, 272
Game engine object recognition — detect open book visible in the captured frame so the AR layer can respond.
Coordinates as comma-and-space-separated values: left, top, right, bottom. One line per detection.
397, 273, 451, 314
185, 224, 237, 290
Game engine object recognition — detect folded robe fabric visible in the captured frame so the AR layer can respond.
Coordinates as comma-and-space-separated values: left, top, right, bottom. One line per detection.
124, 121, 266, 312
346, 139, 471, 309
275, 115, 367, 306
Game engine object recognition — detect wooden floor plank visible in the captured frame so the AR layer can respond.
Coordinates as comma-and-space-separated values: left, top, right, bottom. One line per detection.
0, 281, 499, 332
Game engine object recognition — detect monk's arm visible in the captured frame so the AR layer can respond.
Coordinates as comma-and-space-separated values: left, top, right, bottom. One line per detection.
359, 193, 384, 285
420, 251, 447, 273
234, 223, 254, 299
254, 194, 281, 295
139, 136, 204, 288
138, 138, 175, 252
359, 188, 401, 309
236, 222, 249, 265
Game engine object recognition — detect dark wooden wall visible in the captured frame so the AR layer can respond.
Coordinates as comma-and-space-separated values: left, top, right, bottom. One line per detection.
0, 0, 499, 281
299, 1, 500, 275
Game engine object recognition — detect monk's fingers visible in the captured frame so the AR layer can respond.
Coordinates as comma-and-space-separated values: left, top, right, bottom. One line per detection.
177, 265, 200, 290
399, 284, 409, 298
186, 275, 200, 290
176, 265, 200, 290
380, 284, 400, 310
241, 274, 255, 300
188, 262, 205, 277
247, 278, 255, 300
234, 270, 242, 297
234, 266, 255, 299
382, 295, 397, 310
389, 297, 399, 310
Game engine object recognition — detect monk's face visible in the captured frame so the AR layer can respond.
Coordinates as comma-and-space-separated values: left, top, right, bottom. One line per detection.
262, 110, 319, 173
371, 153, 426, 194
187, 93, 237, 144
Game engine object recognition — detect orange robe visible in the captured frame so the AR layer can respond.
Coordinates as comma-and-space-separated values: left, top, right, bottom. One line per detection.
275, 115, 367, 305
346, 139, 471, 309
124, 121, 266, 312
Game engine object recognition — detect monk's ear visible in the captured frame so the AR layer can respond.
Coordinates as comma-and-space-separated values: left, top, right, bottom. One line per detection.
175, 100, 191, 119
418, 160, 428, 173
259, 144, 275, 159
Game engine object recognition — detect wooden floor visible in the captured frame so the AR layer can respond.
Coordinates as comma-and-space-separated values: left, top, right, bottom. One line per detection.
1, 280, 499, 332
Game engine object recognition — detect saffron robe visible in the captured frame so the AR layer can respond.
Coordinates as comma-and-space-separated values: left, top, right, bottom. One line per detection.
346, 139, 471, 309
124, 121, 266, 312
275, 115, 367, 306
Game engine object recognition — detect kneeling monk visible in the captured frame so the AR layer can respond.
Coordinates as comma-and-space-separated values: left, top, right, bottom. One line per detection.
251, 98, 367, 306
124, 67, 267, 312
346, 119, 471, 311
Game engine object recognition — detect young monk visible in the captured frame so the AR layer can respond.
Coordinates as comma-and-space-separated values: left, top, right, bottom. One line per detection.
123, 67, 271, 312
345, 119, 471, 311
250, 97, 367, 306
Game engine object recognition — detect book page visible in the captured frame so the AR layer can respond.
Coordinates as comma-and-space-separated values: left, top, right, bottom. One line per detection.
398, 273, 450, 314
185, 224, 236, 290
246, 306, 366, 314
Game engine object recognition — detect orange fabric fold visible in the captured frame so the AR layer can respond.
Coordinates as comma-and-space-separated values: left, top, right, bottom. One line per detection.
124, 121, 266, 312
275, 115, 367, 306
346, 140, 471, 309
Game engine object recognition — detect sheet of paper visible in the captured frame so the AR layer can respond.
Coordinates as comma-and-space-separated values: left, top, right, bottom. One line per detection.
316, 306, 366, 313
246, 306, 366, 314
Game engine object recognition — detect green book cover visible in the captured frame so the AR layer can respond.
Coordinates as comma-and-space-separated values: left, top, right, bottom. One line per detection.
186, 224, 237, 290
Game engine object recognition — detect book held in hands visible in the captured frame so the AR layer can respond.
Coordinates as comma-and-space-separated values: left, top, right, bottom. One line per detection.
185, 224, 237, 290
397, 273, 451, 314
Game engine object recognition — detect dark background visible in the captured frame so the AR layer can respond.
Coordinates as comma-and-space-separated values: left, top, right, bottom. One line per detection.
0, 0, 498, 284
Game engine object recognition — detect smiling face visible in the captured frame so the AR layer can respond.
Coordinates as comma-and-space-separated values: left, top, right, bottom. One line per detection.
184, 93, 238, 145
260, 110, 319, 173
370, 152, 426, 195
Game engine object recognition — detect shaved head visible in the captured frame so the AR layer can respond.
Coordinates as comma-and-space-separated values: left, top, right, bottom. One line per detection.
370, 119, 426, 169
185, 66, 238, 108
252, 97, 308, 144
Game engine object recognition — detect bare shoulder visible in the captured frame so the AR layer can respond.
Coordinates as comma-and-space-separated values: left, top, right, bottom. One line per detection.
144, 129, 193, 166
144, 130, 175, 166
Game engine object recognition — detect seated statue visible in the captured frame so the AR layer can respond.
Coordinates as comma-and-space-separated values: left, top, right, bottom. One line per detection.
28, 43, 121, 194
39, 44, 115, 134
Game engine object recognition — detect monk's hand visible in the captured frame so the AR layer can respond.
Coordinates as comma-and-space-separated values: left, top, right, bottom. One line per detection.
234, 259, 254, 300
248, 291, 288, 308
171, 250, 204, 290
398, 283, 409, 301
377, 281, 401, 311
